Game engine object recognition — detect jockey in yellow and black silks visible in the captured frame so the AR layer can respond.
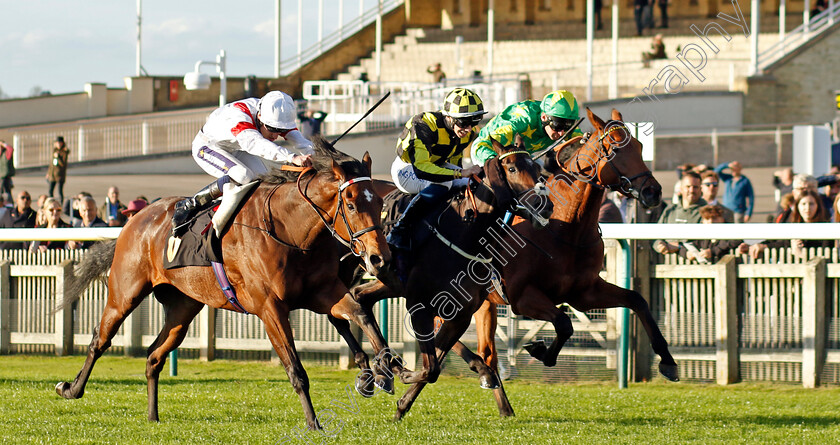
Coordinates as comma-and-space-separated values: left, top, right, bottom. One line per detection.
388, 88, 487, 259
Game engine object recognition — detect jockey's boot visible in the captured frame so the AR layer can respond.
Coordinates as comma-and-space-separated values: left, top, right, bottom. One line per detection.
387, 184, 448, 283
171, 179, 223, 236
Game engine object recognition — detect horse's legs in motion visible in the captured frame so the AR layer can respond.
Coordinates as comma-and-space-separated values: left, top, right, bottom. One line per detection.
144, 288, 205, 422
261, 301, 321, 430
514, 286, 574, 368
328, 315, 381, 397
581, 280, 679, 381
450, 300, 515, 417
346, 279, 407, 381
395, 313, 473, 421
56, 276, 151, 400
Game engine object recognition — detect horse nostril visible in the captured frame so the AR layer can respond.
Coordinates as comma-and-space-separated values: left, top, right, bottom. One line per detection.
368, 254, 383, 268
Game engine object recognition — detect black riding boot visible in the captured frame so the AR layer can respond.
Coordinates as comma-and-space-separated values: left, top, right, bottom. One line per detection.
171, 180, 223, 235
387, 184, 448, 283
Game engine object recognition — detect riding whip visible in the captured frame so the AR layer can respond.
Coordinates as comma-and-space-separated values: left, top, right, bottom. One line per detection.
330, 91, 392, 145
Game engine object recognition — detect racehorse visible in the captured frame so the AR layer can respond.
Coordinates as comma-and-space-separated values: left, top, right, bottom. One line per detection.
55, 139, 397, 429
347, 143, 553, 419
397, 108, 679, 419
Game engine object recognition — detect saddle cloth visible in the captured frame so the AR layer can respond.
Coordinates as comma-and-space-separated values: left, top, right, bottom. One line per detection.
381, 188, 461, 249
164, 206, 219, 269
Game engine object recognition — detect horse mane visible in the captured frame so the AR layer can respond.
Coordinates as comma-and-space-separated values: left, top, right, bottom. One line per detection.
259, 136, 369, 184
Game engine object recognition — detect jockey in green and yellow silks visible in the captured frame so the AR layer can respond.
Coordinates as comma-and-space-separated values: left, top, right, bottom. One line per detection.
470, 90, 583, 165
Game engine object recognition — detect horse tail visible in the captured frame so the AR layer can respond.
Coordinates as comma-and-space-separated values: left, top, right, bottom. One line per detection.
53, 239, 117, 314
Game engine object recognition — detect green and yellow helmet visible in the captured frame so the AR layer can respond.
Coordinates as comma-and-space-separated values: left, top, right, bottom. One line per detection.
540, 90, 580, 120
441, 88, 487, 118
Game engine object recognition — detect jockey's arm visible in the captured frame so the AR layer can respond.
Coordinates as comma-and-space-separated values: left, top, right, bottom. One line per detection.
282, 129, 315, 155
472, 122, 518, 166
234, 128, 300, 163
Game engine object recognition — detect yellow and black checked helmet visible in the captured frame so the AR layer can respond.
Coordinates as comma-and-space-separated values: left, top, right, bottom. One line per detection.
441, 88, 487, 118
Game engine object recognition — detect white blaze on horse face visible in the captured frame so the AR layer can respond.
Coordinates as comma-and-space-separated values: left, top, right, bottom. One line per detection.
363, 189, 374, 203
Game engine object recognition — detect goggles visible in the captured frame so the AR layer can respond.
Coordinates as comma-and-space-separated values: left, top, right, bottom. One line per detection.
263, 123, 291, 134
547, 117, 576, 132
452, 115, 483, 128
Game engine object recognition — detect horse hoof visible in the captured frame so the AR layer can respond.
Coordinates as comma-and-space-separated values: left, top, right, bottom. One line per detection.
355, 370, 376, 398
55, 381, 79, 399
479, 374, 500, 390
374, 375, 394, 395
659, 363, 680, 382
523, 341, 547, 362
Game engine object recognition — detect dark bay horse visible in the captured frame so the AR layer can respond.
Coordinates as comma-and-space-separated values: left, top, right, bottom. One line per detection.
401, 109, 679, 416
348, 144, 553, 420
440, 108, 679, 418
55, 140, 397, 429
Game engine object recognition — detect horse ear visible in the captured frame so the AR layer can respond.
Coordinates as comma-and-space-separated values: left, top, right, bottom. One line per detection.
491, 137, 507, 156
611, 108, 623, 122
586, 107, 605, 133
362, 151, 372, 175
330, 159, 347, 182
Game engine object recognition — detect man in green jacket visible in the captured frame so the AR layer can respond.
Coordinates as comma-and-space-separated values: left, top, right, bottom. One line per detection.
653, 171, 707, 255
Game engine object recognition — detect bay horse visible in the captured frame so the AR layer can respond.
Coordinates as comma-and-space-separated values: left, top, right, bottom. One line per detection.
55, 139, 397, 429
347, 144, 553, 419
397, 108, 679, 419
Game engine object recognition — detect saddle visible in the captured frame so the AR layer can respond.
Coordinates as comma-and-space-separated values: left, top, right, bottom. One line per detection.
382, 187, 460, 252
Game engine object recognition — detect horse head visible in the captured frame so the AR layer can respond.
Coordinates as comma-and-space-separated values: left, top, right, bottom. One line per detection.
558, 108, 661, 208
484, 141, 553, 227
326, 150, 391, 276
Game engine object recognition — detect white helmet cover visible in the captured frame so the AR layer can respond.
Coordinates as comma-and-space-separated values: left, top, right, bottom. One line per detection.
257, 91, 296, 130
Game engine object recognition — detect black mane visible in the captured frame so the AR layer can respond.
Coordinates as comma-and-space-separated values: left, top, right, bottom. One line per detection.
259, 136, 369, 184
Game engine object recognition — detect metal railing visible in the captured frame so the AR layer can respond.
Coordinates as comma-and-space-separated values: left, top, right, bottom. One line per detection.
758, 2, 840, 72
279, 0, 404, 74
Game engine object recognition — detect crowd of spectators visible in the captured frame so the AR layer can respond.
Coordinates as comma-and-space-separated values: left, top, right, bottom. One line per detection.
0, 184, 152, 252
599, 159, 840, 264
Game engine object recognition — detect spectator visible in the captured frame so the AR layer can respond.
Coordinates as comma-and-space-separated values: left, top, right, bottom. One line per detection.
99, 186, 127, 227
599, 193, 624, 223
700, 171, 734, 222
772, 167, 794, 212
297, 109, 329, 139
0, 191, 37, 249
634, 0, 650, 36
642, 34, 667, 67
811, 0, 828, 18
30, 197, 69, 253
751, 189, 831, 259
652, 171, 707, 255
426, 63, 446, 84
121, 199, 148, 220
657, 0, 669, 28
46, 136, 69, 205
0, 140, 15, 202
714, 161, 754, 223
678, 205, 747, 263
823, 165, 840, 210
64, 191, 92, 224
0, 195, 8, 221
68, 196, 108, 250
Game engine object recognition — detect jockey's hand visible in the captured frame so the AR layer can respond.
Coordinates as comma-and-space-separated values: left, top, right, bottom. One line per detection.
461, 165, 482, 178
291, 154, 312, 167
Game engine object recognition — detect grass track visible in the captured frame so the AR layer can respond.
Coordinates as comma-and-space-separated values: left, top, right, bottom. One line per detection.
2, 356, 840, 444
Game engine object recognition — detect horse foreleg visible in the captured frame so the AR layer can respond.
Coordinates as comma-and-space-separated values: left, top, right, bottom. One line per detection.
260, 303, 320, 431
144, 293, 204, 422
513, 287, 573, 368
583, 280, 679, 382
56, 289, 148, 400
328, 315, 379, 397
471, 301, 514, 416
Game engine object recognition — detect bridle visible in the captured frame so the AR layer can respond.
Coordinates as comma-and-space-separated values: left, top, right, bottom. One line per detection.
262, 165, 381, 256
562, 122, 654, 201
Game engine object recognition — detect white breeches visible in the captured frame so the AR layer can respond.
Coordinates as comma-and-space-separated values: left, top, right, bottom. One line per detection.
390, 157, 469, 195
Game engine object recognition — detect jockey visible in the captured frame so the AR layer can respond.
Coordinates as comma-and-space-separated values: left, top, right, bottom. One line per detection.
470, 90, 583, 166
387, 87, 487, 253
171, 90, 314, 236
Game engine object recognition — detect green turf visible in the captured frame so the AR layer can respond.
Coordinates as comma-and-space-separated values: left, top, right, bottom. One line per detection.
1, 355, 840, 444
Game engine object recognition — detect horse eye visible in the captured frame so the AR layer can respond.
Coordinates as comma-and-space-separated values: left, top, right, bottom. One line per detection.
508, 167, 516, 173
347, 203, 356, 212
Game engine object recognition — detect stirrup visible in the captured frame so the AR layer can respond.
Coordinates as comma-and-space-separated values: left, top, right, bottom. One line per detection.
171, 199, 196, 236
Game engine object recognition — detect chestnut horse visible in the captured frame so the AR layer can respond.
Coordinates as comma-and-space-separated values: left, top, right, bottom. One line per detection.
398, 108, 679, 419
348, 144, 553, 419
55, 140, 397, 429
